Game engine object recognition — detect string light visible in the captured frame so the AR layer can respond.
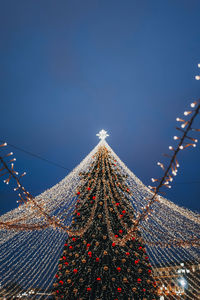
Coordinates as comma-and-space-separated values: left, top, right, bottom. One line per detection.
195, 63, 200, 80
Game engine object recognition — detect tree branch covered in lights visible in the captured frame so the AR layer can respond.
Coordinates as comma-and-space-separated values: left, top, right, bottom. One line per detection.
0, 147, 67, 231
117, 99, 200, 244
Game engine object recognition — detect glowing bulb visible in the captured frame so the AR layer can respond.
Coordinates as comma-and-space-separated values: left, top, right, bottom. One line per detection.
184, 111, 191, 116
179, 278, 186, 287
173, 136, 178, 140
179, 145, 184, 150
169, 146, 173, 150
195, 75, 200, 80
198, 63, 200, 68
194, 139, 198, 143
181, 123, 186, 128
191, 102, 196, 108
176, 117, 180, 121
193, 144, 196, 147
4, 142, 7, 146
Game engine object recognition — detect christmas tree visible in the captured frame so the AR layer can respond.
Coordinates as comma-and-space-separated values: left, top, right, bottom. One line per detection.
52, 130, 158, 300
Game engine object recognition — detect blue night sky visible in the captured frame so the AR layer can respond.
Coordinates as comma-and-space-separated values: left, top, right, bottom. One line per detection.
0, 0, 199, 215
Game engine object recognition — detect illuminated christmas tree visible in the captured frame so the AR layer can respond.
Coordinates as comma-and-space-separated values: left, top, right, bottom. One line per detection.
1, 101, 200, 298
52, 130, 158, 300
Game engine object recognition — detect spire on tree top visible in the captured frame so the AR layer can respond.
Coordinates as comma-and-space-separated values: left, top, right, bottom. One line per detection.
96, 129, 109, 140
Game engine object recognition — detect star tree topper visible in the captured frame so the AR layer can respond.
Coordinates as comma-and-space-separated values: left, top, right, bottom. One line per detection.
96, 129, 109, 141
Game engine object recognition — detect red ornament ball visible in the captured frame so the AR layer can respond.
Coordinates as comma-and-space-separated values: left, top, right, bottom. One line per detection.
96, 277, 101, 281
96, 257, 100, 262
137, 278, 141, 283
119, 229, 123, 234
135, 259, 139, 264
62, 256, 66, 260
125, 252, 130, 256
112, 242, 116, 247
59, 280, 64, 285
117, 267, 121, 272
87, 287, 91, 291
73, 269, 78, 273
117, 287, 122, 293
87, 187, 91, 190
92, 196, 96, 200
77, 192, 80, 195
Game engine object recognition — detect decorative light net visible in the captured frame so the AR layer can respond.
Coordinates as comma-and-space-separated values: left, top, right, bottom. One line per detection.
0, 140, 199, 298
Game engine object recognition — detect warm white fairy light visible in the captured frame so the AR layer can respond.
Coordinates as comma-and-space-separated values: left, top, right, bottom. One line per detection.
184, 111, 192, 116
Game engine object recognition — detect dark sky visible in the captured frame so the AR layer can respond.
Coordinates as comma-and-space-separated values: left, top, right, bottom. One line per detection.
0, 0, 200, 215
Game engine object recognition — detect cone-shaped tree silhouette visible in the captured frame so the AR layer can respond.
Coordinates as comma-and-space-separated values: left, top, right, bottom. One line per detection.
52, 144, 158, 299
